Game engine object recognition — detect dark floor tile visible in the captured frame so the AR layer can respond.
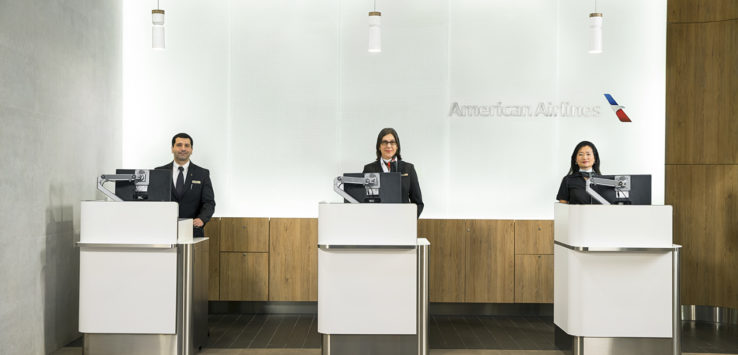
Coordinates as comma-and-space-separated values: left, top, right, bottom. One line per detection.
508, 316, 551, 350
266, 315, 301, 348
480, 316, 522, 349
428, 317, 445, 349
64, 336, 83, 347
456, 317, 486, 349
681, 321, 738, 354
466, 316, 500, 349
202, 313, 738, 353
431, 316, 465, 349
522, 317, 556, 350
244, 315, 284, 348
229, 314, 266, 348
302, 315, 322, 348
208, 314, 250, 348
283, 315, 316, 348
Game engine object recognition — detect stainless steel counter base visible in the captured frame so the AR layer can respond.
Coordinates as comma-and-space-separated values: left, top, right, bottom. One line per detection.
322, 334, 417, 355
321, 242, 429, 355
555, 326, 673, 355
682, 305, 738, 325
84, 240, 209, 355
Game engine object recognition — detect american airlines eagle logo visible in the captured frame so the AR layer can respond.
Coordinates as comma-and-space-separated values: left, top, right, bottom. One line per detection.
604, 94, 631, 122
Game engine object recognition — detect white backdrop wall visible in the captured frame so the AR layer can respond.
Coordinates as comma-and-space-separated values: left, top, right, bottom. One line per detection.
123, 0, 666, 219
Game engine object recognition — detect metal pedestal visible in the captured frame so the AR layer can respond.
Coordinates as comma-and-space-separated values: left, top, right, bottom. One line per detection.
322, 242, 429, 355
83, 240, 209, 355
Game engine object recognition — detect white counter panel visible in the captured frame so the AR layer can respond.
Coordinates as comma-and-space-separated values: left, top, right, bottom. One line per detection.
81, 201, 179, 244
318, 203, 417, 245
79, 248, 177, 334
318, 248, 417, 334
554, 203, 672, 247
553, 245, 672, 337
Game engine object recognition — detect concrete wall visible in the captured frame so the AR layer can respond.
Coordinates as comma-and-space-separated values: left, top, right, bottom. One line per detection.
0, 1, 121, 353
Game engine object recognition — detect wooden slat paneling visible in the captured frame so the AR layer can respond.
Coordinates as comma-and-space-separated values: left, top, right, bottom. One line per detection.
269, 218, 318, 301
203, 218, 220, 300
465, 220, 515, 303
514, 220, 554, 255
666, 165, 738, 309
666, 19, 738, 164
668, 0, 738, 23
220, 217, 269, 252
418, 219, 467, 302
514, 255, 554, 303
219, 252, 269, 301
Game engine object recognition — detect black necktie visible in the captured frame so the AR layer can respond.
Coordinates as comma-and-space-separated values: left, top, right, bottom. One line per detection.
176, 166, 184, 196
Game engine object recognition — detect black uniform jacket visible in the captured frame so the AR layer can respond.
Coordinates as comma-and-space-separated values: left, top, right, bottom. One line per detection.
556, 171, 600, 205
363, 160, 424, 217
157, 162, 216, 237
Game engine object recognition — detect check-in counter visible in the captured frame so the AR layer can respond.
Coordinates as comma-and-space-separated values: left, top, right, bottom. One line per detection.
317, 203, 429, 355
78, 201, 208, 355
553, 203, 681, 355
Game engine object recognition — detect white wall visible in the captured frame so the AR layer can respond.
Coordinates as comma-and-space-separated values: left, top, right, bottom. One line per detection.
123, 0, 665, 219
0, 1, 122, 354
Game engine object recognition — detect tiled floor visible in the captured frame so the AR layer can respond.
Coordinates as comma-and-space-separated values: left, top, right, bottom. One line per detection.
429, 316, 555, 350
54, 314, 738, 355
209, 314, 321, 349
208, 314, 738, 353
682, 321, 738, 354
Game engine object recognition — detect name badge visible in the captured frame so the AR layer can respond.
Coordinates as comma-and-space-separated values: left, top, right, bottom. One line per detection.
192, 180, 202, 184
401, 173, 409, 177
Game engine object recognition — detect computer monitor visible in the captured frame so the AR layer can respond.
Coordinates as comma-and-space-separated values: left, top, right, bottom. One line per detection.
342, 172, 402, 203
593, 174, 652, 205
114, 169, 171, 201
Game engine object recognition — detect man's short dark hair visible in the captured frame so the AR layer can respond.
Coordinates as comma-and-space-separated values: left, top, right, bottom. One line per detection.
171, 133, 193, 147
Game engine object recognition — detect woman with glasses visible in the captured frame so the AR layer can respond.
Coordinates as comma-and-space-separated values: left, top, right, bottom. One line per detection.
363, 127, 424, 217
557, 140, 602, 204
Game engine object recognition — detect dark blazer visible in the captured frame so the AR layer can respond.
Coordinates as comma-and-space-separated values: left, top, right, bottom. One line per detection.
363, 160, 424, 217
556, 171, 600, 205
157, 162, 216, 238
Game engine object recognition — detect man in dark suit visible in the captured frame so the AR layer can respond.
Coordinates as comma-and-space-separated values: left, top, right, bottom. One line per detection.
157, 133, 215, 238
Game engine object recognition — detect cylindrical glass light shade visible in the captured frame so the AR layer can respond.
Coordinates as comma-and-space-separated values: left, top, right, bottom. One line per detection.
588, 13, 603, 54
152, 9, 165, 50
368, 12, 381, 53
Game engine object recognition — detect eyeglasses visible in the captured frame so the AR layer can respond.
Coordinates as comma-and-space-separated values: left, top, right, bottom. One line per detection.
380, 140, 397, 146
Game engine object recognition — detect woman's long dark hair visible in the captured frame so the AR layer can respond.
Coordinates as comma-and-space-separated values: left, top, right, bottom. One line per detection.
568, 141, 601, 175
375, 127, 402, 161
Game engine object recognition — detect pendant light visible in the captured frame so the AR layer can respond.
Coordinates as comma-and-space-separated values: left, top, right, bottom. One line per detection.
152, 0, 165, 50
368, 0, 381, 53
588, 0, 602, 54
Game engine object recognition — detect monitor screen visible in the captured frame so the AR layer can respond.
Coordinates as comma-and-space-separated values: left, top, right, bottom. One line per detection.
595, 174, 652, 205
115, 169, 172, 201
342, 172, 402, 203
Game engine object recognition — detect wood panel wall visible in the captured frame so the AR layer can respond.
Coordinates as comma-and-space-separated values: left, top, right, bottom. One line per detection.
514, 221, 554, 303
208, 217, 554, 304
465, 220, 515, 303
666, 0, 738, 309
203, 218, 221, 300
418, 219, 553, 304
269, 218, 318, 301
418, 219, 466, 302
